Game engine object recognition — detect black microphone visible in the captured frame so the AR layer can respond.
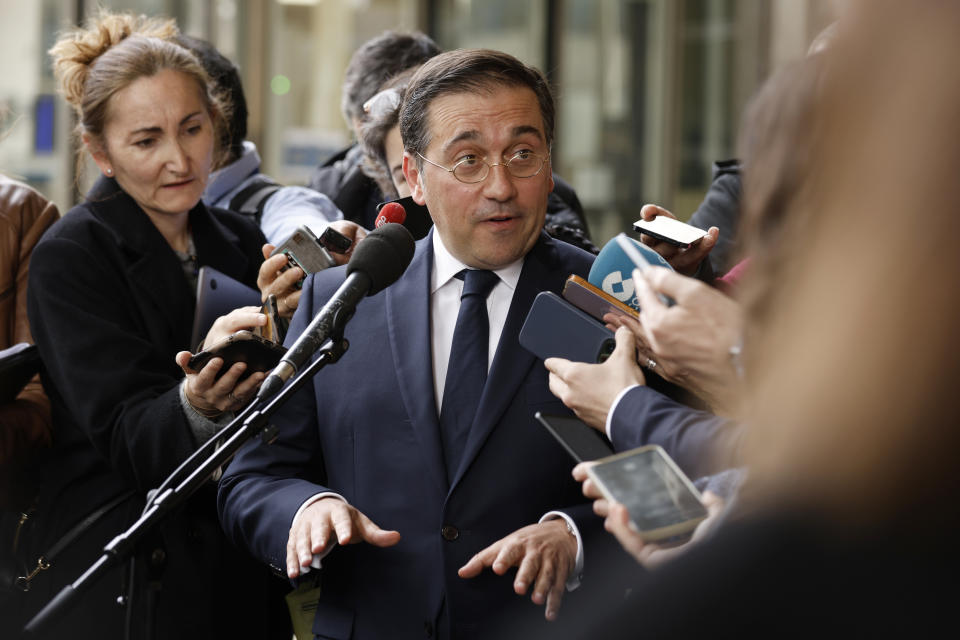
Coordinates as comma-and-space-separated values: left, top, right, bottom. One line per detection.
258, 222, 415, 399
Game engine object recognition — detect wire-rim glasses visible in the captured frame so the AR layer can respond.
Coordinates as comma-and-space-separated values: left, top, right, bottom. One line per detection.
416, 149, 549, 184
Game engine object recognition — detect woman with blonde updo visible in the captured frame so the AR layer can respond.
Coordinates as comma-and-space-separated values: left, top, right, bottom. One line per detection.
9, 12, 288, 639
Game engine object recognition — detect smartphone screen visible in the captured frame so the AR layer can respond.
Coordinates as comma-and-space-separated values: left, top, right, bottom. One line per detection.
633, 216, 708, 247
588, 445, 707, 541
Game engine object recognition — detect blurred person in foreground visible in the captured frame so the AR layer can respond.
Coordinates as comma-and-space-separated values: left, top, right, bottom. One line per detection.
15, 12, 289, 639
552, 2, 960, 635
219, 48, 629, 639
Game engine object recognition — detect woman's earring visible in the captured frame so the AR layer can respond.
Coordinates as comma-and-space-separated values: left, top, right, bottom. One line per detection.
105, 168, 113, 176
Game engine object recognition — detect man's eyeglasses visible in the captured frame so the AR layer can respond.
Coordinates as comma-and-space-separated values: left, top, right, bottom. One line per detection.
416, 149, 549, 184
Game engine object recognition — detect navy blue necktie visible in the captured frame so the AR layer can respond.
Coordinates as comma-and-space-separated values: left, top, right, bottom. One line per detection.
439, 269, 500, 482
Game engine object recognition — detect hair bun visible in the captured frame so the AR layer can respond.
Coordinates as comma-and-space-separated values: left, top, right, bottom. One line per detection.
49, 10, 178, 109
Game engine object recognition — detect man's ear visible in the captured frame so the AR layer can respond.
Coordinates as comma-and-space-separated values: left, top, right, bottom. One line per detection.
83, 133, 112, 176
402, 151, 427, 206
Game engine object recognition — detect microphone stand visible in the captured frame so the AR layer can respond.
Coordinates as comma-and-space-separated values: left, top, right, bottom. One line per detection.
23, 336, 350, 638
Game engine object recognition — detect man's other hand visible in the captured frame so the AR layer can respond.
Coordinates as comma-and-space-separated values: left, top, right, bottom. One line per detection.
458, 520, 577, 621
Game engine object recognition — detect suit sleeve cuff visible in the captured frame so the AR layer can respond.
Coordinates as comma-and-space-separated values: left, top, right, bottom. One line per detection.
293, 492, 349, 573
539, 511, 584, 591
606, 384, 642, 441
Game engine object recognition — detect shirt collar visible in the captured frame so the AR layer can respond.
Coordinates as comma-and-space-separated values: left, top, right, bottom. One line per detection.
203, 140, 261, 203
430, 230, 524, 294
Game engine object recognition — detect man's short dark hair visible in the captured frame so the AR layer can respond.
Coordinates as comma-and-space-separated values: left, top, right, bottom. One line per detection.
342, 31, 440, 130
176, 34, 247, 162
399, 49, 555, 166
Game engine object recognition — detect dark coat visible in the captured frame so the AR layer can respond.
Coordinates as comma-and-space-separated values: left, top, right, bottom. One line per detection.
219, 231, 629, 639
17, 178, 285, 640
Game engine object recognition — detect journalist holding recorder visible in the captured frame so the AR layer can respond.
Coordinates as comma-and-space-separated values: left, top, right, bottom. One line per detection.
10, 12, 288, 640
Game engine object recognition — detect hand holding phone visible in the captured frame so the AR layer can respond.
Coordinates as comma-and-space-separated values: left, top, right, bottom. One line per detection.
586, 445, 707, 542
270, 225, 337, 289
633, 216, 708, 248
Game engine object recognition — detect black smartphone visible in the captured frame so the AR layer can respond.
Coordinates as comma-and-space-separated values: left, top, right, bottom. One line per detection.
535, 412, 614, 462
633, 216, 708, 248
587, 445, 708, 542
519, 292, 616, 364
270, 225, 336, 288
187, 330, 287, 378
319, 226, 352, 253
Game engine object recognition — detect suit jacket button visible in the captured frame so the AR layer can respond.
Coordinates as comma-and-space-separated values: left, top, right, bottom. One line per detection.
440, 525, 459, 541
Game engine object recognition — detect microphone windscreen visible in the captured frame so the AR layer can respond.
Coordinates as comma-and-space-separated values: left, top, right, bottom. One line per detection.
375, 202, 407, 227
587, 236, 672, 310
347, 222, 416, 295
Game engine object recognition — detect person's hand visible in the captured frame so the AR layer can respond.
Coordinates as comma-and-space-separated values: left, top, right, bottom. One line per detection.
326, 220, 368, 266
202, 305, 266, 348
545, 327, 645, 430
175, 351, 265, 415
604, 492, 725, 568
257, 244, 304, 319
606, 267, 743, 414
637, 204, 718, 277
572, 463, 725, 568
176, 306, 268, 415
286, 497, 401, 579
458, 520, 577, 621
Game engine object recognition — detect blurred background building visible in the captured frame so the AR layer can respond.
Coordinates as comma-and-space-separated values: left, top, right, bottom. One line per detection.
0, 0, 837, 243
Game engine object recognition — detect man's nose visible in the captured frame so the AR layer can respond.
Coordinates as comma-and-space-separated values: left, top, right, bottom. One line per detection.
481, 163, 517, 201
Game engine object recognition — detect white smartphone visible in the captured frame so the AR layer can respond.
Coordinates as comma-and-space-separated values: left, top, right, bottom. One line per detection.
614, 233, 676, 307
633, 216, 708, 248
587, 445, 708, 542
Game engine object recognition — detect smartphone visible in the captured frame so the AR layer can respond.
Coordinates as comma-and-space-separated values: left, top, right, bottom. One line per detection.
633, 216, 708, 248
535, 412, 614, 462
562, 275, 638, 323
519, 292, 616, 364
318, 226, 352, 254
187, 330, 287, 378
614, 233, 676, 307
587, 445, 708, 542
270, 225, 336, 288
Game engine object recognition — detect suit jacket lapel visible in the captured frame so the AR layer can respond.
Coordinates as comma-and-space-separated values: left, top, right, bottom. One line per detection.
448, 243, 551, 490
386, 232, 448, 495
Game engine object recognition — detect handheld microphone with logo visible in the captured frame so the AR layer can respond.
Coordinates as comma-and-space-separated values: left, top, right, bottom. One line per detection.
375, 201, 406, 228
587, 235, 672, 311
258, 222, 415, 399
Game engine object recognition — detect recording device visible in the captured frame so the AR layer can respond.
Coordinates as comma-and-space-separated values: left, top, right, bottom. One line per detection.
258, 223, 416, 399
587, 445, 708, 542
270, 225, 350, 289
562, 275, 638, 323
535, 412, 614, 462
319, 226, 353, 253
186, 330, 287, 377
519, 291, 616, 364
375, 201, 406, 228
614, 233, 676, 307
633, 215, 708, 248
376, 197, 434, 240
588, 236, 672, 311
0, 342, 40, 403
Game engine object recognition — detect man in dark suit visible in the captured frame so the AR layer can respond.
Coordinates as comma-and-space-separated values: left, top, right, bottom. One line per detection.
218, 50, 612, 639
